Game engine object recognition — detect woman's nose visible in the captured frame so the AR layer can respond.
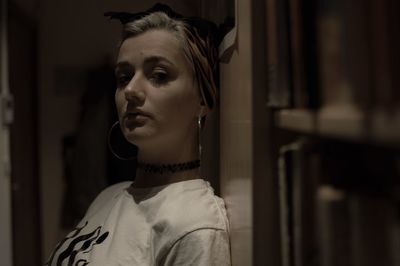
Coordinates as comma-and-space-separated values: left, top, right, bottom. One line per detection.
124, 76, 145, 105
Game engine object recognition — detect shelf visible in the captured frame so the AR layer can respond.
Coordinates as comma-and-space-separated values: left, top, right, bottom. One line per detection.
276, 107, 400, 146
371, 109, 400, 145
275, 109, 315, 133
316, 106, 366, 140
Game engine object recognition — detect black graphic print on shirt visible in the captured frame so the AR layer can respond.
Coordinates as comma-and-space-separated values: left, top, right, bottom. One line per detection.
46, 221, 109, 266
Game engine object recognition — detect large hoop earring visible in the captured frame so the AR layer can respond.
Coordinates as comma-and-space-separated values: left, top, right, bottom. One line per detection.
198, 116, 202, 161
108, 121, 137, 160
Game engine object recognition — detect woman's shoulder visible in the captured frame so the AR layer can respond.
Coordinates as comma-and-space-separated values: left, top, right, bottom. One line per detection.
150, 179, 230, 260
158, 179, 229, 233
85, 181, 133, 215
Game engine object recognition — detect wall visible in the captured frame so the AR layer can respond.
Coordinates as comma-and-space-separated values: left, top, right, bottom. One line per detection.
0, 2, 13, 265
219, 0, 253, 264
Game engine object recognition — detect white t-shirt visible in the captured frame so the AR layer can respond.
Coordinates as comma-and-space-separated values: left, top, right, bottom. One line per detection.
47, 179, 231, 266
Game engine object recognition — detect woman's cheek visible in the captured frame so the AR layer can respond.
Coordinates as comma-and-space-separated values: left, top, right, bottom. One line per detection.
115, 93, 124, 116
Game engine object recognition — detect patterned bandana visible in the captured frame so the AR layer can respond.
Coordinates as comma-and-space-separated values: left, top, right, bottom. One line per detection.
105, 3, 220, 109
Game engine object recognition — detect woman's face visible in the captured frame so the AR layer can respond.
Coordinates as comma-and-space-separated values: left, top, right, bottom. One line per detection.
115, 29, 202, 151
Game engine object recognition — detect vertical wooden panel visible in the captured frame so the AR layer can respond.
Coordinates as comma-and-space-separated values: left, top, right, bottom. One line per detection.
220, 0, 253, 264
9, 2, 42, 265
252, 0, 282, 264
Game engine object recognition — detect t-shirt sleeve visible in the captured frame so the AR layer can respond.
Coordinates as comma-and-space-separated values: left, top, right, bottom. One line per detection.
162, 229, 231, 266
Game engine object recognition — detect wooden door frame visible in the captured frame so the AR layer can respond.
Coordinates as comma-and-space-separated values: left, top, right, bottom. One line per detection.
8, 1, 42, 265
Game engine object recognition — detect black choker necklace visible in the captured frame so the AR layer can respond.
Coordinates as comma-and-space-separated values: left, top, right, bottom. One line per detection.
137, 160, 200, 174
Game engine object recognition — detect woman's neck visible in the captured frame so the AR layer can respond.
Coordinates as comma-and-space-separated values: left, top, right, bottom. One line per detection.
133, 166, 201, 188
133, 137, 201, 187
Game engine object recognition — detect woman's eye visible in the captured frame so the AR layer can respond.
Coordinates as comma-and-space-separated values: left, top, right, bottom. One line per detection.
116, 75, 131, 87
150, 70, 168, 84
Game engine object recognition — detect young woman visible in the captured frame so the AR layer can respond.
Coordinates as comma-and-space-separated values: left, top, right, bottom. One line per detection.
47, 3, 230, 265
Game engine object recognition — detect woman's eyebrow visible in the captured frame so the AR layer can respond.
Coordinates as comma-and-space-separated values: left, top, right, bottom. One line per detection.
115, 56, 174, 70
143, 55, 174, 66
115, 61, 132, 72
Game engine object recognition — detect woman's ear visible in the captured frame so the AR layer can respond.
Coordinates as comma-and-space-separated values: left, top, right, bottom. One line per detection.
198, 101, 209, 118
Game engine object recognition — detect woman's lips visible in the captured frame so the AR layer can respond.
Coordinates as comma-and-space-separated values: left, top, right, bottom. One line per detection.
124, 113, 149, 128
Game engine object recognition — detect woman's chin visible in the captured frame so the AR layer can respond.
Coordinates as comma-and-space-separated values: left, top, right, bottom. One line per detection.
123, 128, 153, 145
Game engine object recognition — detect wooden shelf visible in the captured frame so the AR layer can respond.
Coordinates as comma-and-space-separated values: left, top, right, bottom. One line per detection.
275, 109, 315, 133
276, 107, 400, 146
316, 105, 366, 140
371, 109, 400, 145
